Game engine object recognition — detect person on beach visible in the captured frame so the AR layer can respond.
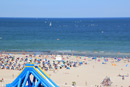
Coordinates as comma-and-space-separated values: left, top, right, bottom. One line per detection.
1, 78, 4, 82
122, 75, 124, 80
12, 74, 14, 78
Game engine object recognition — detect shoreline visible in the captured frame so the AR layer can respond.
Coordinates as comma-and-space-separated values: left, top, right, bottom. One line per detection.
1, 50, 130, 57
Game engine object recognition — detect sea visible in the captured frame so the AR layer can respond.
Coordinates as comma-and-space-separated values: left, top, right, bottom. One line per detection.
0, 18, 130, 57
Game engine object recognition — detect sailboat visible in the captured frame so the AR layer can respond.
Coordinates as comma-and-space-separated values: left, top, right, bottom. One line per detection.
0, 37, 2, 40
101, 31, 104, 33
49, 22, 52, 27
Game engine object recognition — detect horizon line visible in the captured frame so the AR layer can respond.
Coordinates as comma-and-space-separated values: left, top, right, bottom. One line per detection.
0, 17, 130, 19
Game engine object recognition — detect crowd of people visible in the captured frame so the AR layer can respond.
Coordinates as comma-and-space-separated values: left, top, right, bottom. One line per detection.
0, 54, 88, 71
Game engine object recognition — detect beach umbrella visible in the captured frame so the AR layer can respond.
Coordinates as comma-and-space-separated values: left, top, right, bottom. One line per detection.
45, 58, 47, 61
126, 64, 128, 67
6, 66, 9, 69
62, 64, 65, 67
101, 57, 104, 59
98, 59, 100, 62
112, 63, 116, 66
38, 59, 40, 61
80, 62, 83, 65
92, 58, 95, 60
105, 59, 108, 62
25, 58, 28, 61
67, 67, 70, 69
118, 58, 121, 61
46, 62, 48, 64
115, 58, 117, 60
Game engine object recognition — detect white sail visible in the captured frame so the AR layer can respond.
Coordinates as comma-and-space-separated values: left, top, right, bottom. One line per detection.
49, 22, 52, 27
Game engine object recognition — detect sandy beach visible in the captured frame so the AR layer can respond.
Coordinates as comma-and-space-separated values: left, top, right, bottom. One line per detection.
0, 53, 130, 87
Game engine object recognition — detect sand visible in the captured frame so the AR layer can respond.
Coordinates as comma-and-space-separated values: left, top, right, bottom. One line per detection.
0, 53, 130, 87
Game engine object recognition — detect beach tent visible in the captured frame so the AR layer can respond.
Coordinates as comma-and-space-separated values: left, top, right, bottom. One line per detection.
101, 76, 112, 86
56, 55, 62, 61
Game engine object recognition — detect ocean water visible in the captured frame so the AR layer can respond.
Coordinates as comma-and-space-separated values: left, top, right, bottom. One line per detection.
0, 18, 130, 57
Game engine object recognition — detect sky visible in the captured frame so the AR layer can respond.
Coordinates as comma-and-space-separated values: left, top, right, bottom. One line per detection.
0, 0, 130, 18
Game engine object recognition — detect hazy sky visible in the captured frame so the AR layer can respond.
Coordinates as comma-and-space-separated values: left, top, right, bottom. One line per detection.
0, 0, 130, 18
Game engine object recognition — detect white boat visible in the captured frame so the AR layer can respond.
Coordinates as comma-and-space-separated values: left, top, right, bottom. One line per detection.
101, 31, 104, 33
49, 22, 52, 27
57, 38, 60, 40
0, 37, 2, 40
